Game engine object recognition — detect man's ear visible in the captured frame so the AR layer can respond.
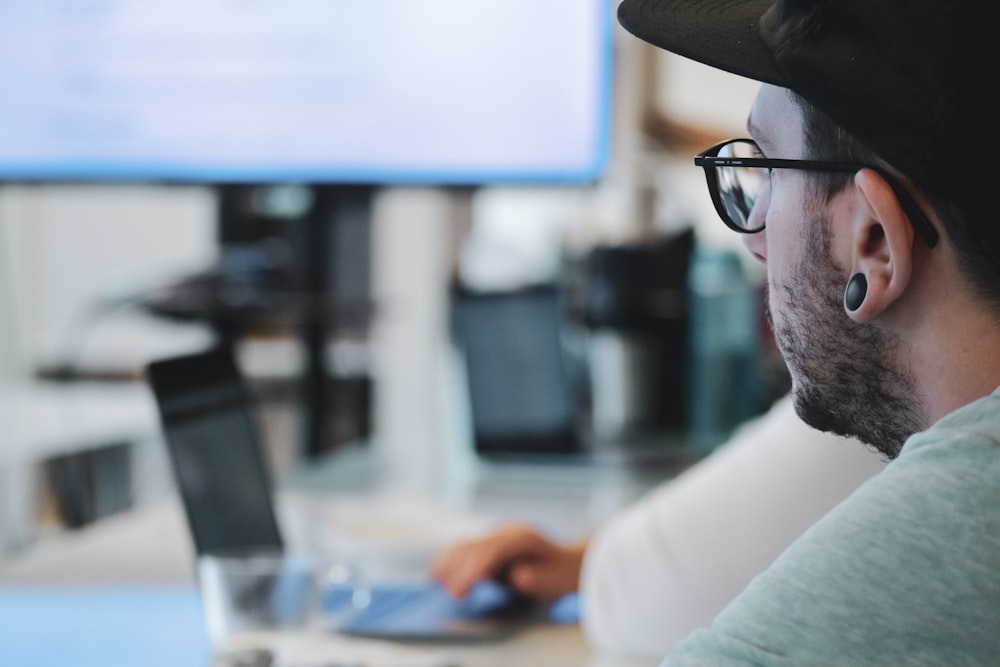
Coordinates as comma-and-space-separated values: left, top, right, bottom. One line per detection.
845, 168, 916, 322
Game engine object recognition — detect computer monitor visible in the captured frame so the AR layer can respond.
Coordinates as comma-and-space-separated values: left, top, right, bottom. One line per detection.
452, 285, 582, 457
0, 0, 612, 185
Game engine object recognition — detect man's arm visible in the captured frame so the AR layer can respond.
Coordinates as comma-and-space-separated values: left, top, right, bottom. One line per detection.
581, 395, 885, 659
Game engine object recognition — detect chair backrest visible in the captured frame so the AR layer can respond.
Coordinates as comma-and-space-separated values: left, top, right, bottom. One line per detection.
451, 284, 581, 457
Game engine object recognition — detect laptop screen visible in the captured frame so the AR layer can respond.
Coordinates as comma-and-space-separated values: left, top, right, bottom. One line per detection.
147, 347, 284, 556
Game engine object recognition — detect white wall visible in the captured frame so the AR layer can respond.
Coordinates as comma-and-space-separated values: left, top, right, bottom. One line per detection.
0, 185, 218, 375
655, 53, 761, 137
369, 187, 462, 495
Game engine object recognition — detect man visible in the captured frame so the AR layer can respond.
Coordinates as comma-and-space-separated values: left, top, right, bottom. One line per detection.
610, 0, 1000, 663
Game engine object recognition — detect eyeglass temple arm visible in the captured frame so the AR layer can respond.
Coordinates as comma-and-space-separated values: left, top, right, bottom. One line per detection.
886, 181, 940, 248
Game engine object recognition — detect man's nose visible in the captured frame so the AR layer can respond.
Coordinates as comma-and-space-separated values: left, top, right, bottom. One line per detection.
742, 229, 767, 263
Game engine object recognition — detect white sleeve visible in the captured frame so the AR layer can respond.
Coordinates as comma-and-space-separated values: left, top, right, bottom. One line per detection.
579, 393, 887, 660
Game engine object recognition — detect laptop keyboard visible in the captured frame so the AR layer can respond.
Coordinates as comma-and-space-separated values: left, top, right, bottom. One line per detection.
324, 579, 528, 634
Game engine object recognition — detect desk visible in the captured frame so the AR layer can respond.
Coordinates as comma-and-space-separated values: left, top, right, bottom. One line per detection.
0, 452, 671, 667
0, 582, 649, 667
0, 584, 210, 667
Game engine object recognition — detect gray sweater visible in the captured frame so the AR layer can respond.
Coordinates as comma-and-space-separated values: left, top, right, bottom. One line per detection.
666, 389, 1000, 666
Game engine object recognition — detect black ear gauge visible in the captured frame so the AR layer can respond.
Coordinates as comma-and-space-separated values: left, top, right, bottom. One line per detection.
844, 273, 868, 311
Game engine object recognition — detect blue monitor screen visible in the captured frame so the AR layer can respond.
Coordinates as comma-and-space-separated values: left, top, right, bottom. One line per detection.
0, 0, 613, 185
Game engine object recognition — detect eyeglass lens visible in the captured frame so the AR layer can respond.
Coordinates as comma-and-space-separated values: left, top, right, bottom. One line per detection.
715, 141, 767, 231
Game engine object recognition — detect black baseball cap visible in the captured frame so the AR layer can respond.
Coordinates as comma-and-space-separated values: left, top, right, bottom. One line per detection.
617, 0, 993, 201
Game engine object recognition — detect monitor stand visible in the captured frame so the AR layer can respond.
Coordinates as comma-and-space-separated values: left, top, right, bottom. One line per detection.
212, 183, 376, 460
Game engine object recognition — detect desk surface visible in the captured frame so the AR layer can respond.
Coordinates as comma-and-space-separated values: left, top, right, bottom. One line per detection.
0, 582, 648, 667
0, 453, 667, 667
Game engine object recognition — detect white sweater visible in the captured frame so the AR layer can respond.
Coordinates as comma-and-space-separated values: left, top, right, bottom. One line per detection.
579, 394, 887, 660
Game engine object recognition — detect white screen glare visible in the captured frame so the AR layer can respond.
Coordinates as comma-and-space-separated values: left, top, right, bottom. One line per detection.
0, 0, 612, 184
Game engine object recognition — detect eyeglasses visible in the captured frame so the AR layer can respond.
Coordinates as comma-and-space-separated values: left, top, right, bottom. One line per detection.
694, 139, 940, 248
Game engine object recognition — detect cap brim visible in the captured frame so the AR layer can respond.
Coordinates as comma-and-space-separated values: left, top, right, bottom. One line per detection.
617, 0, 787, 87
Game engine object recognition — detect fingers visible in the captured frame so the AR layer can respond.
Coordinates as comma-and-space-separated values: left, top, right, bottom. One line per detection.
430, 538, 495, 597
430, 523, 534, 597
429, 524, 535, 595
506, 542, 587, 601
430, 524, 585, 601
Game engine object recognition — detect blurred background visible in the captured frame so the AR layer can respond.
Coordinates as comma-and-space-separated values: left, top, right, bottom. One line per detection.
0, 1, 786, 571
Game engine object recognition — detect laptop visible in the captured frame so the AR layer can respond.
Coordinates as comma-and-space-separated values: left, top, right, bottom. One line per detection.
145, 345, 544, 642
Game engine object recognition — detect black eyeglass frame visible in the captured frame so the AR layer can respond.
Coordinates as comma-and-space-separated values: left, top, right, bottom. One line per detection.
694, 139, 940, 248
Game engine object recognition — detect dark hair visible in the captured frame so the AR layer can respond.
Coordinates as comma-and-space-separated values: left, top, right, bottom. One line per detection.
790, 91, 1000, 310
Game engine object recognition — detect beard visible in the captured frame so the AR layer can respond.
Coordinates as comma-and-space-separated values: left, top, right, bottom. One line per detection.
767, 215, 921, 459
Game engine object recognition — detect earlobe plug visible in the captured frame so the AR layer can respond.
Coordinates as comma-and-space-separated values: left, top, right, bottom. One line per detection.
844, 273, 868, 311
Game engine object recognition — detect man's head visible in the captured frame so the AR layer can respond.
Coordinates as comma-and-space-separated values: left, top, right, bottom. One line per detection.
617, 0, 1000, 453
741, 85, 922, 457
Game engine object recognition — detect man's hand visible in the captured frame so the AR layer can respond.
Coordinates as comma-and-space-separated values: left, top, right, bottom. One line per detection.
429, 523, 589, 602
